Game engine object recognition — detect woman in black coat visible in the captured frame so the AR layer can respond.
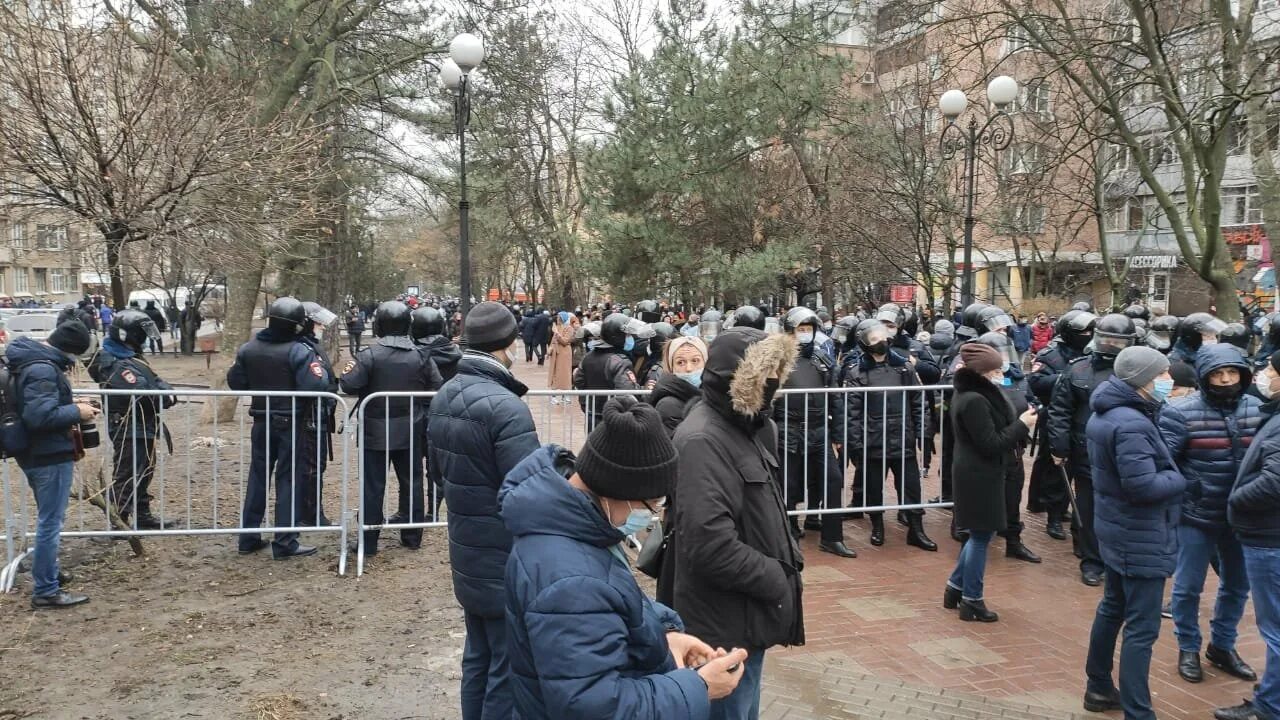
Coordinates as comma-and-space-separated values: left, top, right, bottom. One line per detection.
944, 343, 1038, 622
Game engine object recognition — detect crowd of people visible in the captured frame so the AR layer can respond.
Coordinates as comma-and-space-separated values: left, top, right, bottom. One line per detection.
7, 289, 1280, 720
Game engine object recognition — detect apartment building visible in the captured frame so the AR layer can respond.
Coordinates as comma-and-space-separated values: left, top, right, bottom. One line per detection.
0, 205, 84, 306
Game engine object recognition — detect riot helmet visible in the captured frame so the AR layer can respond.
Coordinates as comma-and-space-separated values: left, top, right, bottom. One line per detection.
699, 309, 723, 342
856, 319, 892, 356
1058, 309, 1098, 352
650, 321, 676, 358
1177, 312, 1227, 351
1146, 315, 1179, 352
600, 312, 655, 350
784, 306, 821, 333
817, 310, 833, 331
976, 331, 1019, 367
1072, 301, 1094, 312
1123, 304, 1151, 322
978, 306, 1015, 333
109, 309, 160, 350
267, 296, 307, 336
411, 306, 446, 340
1092, 313, 1137, 358
1220, 322, 1251, 352
301, 301, 337, 336
832, 315, 859, 347
636, 299, 661, 323
372, 301, 412, 337
875, 303, 904, 329
731, 305, 766, 330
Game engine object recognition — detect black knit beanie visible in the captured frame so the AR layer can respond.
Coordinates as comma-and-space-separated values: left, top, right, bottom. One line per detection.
48, 320, 91, 356
463, 301, 518, 352
577, 396, 678, 500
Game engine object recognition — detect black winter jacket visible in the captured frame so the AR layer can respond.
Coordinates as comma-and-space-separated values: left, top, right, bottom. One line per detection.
1048, 354, 1116, 470
773, 348, 840, 455
840, 350, 923, 459
1230, 397, 1280, 548
428, 352, 541, 618
649, 372, 699, 438
950, 368, 1030, 532
671, 328, 804, 651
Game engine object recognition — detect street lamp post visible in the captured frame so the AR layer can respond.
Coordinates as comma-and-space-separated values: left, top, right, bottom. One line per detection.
441, 33, 485, 319
938, 75, 1018, 308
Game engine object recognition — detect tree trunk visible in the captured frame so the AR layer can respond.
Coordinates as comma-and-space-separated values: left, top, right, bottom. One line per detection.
103, 228, 127, 310
205, 258, 264, 420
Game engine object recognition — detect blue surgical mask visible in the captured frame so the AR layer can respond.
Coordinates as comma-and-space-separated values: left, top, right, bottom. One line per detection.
1152, 378, 1174, 402
617, 507, 653, 537
677, 370, 703, 387
623, 336, 635, 352
1000, 376, 1013, 387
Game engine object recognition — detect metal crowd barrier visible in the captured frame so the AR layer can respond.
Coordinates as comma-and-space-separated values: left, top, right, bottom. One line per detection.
1, 389, 352, 592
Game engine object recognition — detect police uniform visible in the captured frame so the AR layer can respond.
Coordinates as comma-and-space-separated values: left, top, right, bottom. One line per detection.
339, 334, 443, 550
1025, 340, 1085, 526
89, 339, 175, 526
297, 331, 338, 525
1047, 354, 1115, 582
227, 329, 331, 556
574, 347, 639, 431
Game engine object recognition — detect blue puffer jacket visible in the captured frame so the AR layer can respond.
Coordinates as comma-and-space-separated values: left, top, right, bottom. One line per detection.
428, 351, 541, 618
500, 446, 710, 720
1087, 375, 1188, 578
8, 337, 80, 469
1159, 344, 1265, 531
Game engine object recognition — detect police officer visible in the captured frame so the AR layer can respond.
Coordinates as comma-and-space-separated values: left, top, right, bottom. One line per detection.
340, 301, 443, 554
698, 309, 723, 343
297, 301, 339, 526
1026, 309, 1096, 540
90, 309, 175, 529
572, 312, 652, 430
1170, 312, 1226, 389
975, 331, 1041, 563
227, 297, 330, 559
730, 305, 767, 331
1147, 314, 1179, 354
776, 306, 855, 558
877, 303, 941, 385
1123, 303, 1151, 323
1221, 322, 1252, 355
411, 306, 463, 381
1048, 312, 1136, 586
635, 299, 662, 324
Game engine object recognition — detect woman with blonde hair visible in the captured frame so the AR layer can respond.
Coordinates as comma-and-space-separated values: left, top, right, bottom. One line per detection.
650, 336, 708, 436
547, 311, 577, 404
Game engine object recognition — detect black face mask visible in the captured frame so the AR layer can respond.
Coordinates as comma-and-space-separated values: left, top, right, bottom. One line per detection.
1203, 381, 1243, 406
865, 341, 888, 356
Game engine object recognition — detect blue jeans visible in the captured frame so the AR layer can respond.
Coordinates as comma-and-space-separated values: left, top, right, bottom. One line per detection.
1172, 524, 1250, 653
948, 530, 994, 601
461, 612, 511, 720
1243, 545, 1280, 720
1085, 567, 1165, 720
23, 462, 74, 597
709, 649, 765, 720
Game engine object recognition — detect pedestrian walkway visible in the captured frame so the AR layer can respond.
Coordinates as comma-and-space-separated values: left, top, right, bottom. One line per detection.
507, 357, 1265, 720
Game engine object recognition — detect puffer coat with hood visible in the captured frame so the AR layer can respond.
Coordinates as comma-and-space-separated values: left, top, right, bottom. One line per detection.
1087, 375, 1187, 578
1159, 344, 1265, 531
500, 446, 709, 720
671, 328, 805, 651
650, 372, 700, 438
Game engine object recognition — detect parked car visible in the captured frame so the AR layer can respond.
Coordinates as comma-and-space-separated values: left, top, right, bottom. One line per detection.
0, 313, 98, 357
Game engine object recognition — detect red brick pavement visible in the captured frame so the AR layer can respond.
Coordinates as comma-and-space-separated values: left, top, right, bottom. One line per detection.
508, 354, 1266, 719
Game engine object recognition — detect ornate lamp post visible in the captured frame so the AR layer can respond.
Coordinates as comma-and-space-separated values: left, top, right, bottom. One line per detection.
440, 32, 485, 318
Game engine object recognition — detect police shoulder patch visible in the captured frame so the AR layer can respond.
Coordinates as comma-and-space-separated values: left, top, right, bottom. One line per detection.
310, 361, 324, 378
341, 360, 356, 375
626, 370, 638, 385
120, 369, 138, 385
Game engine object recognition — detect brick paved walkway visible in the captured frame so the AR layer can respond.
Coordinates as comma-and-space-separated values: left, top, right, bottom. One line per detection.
510, 354, 1265, 720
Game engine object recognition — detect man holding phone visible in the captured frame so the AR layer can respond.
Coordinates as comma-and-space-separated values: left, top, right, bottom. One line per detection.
10, 320, 98, 608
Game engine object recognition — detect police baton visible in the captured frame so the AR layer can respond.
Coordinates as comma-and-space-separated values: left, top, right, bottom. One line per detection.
1057, 463, 1082, 524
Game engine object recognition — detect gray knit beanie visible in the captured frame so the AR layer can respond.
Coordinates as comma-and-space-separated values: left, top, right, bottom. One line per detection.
1114, 346, 1170, 389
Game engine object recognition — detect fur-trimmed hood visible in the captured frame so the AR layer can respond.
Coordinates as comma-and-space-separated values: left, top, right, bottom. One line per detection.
701, 328, 797, 423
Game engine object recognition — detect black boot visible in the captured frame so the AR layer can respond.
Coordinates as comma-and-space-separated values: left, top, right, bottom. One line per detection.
1213, 700, 1260, 720
1178, 650, 1204, 683
819, 541, 857, 558
897, 510, 910, 527
907, 515, 937, 551
1005, 539, 1042, 563
869, 514, 885, 546
958, 598, 998, 622
1206, 645, 1257, 682
1046, 516, 1066, 540
943, 585, 961, 610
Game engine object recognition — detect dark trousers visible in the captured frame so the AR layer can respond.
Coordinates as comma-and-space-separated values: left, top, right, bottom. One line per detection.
1027, 430, 1068, 518
536, 340, 547, 364
109, 434, 156, 520
1069, 462, 1104, 574
149, 337, 164, 354
347, 332, 361, 355
461, 611, 512, 720
998, 451, 1026, 541
240, 416, 305, 554
940, 414, 954, 501
1085, 568, 1165, 720
854, 453, 923, 516
523, 339, 536, 362
780, 449, 843, 543
363, 446, 425, 547
296, 430, 330, 525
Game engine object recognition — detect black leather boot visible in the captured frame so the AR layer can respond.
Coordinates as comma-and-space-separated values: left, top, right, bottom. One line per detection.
1179, 649, 1204, 683
1046, 515, 1066, 540
907, 515, 937, 551
869, 514, 885, 546
958, 599, 998, 622
1206, 645, 1257, 682
1005, 538, 1042, 563
943, 585, 961, 610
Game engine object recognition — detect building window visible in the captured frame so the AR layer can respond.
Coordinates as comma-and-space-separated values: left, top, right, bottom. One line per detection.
1018, 80, 1052, 117
987, 265, 1012, 303
1003, 142, 1044, 175
1004, 23, 1031, 55
33, 268, 47, 294
1107, 142, 1134, 172
1012, 203, 1046, 233
1149, 272, 1169, 306
0, 268, 7, 295
9, 223, 25, 249
1141, 134, 1174, 166
1223, 185, 1263, 224
36, 224, 65, 250
14, 268, 29, 294
50, 268, 65, 293
1105, 197, 1145, 231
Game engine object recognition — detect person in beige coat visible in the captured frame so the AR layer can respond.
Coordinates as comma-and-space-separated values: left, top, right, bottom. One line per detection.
547, 311, 577, 403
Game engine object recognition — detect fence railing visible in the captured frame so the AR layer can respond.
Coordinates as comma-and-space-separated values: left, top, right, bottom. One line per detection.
2, 384, 955, 588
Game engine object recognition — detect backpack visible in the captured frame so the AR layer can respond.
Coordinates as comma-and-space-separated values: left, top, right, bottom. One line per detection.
0, 355, 31, 458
